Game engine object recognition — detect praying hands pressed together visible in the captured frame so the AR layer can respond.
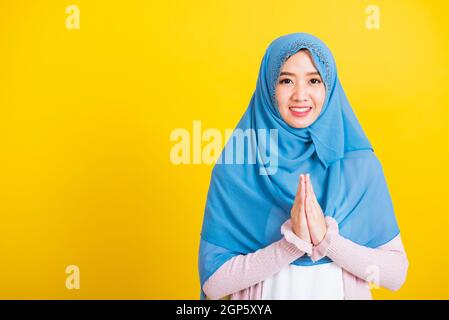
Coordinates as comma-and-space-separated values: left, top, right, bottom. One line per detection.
291, 173, 327, 246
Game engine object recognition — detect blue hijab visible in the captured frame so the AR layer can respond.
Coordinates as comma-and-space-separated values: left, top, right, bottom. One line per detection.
198, 33, 399, 299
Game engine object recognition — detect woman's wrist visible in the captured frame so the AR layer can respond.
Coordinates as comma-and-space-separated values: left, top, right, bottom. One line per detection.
311, 216, 339, 262
281, 219, 313, 255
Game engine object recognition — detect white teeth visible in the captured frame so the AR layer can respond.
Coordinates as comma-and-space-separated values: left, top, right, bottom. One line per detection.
290, 107, 311, 112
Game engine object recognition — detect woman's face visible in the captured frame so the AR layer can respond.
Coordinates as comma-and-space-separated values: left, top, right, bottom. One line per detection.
275, 49, 326, 129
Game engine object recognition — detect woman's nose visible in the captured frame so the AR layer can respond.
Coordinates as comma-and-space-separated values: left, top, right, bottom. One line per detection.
291, 83, 309, 102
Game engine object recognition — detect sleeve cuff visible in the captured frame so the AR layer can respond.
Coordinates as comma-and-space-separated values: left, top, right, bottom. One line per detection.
311, 216, 339, 262
280, 219, 313, 255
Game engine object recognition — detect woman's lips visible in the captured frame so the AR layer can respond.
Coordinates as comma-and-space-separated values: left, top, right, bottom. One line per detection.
289, 106, 312, 117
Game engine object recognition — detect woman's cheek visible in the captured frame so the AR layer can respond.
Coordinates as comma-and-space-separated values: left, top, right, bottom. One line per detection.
276, 91, 286, 110
281, 91, 290, 107
311, 90, 325, 111
319, 88, 326, 107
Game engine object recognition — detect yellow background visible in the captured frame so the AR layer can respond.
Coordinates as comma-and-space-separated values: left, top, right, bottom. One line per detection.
0, 0, 448, 299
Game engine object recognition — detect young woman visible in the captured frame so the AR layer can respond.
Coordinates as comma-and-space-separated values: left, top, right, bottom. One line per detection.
198, 33, 408, 300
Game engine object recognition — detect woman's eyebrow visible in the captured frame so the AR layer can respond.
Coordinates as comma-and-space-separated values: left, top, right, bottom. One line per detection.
279, 71, 321, 76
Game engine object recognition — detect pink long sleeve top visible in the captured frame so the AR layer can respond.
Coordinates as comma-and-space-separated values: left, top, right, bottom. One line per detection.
202, 216, 409, 300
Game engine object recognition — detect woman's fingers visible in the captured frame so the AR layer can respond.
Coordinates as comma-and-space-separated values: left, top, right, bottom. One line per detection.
293, 174, 305, 208
307, 174, 320, 207
305, 174, 322, 227
291, 174, 304, 224
306, 173, 320, 211
305, 175, 315, 220
291, 174, 312, 243
299, 174, 311, 241
299, 174, 306, 214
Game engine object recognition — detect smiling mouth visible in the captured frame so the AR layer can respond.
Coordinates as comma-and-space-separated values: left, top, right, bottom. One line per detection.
289, 106, 312, 117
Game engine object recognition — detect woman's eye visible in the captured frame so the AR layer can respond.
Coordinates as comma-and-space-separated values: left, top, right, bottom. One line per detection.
279, 78, 292, 84
310, 78, 322, 84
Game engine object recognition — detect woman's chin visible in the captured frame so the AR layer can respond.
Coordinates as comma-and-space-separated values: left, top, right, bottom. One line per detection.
287, 118, 311, 129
